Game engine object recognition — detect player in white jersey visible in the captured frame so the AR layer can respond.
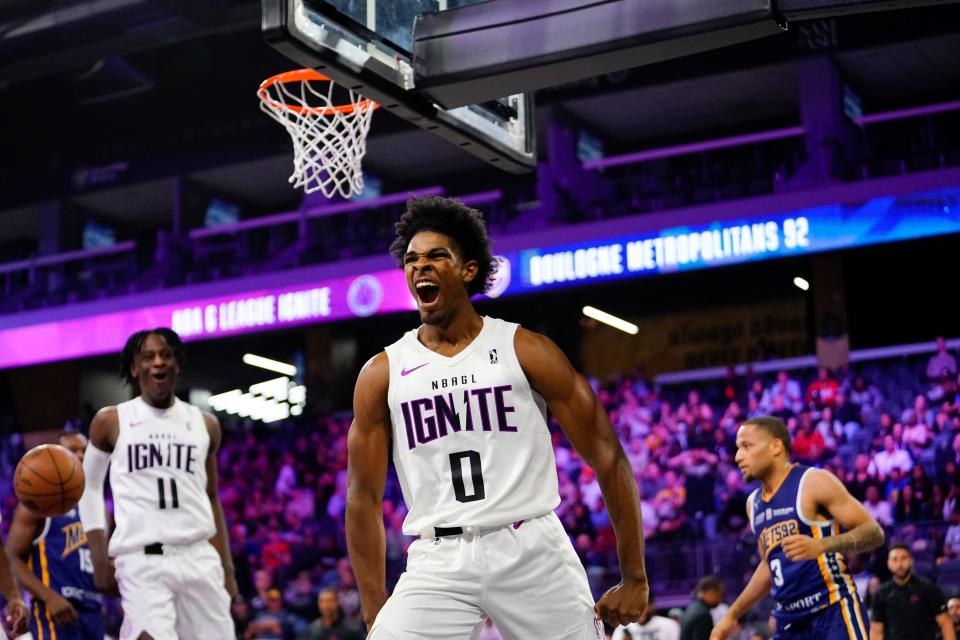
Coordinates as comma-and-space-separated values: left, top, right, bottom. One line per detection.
346, 196, 649, 639
77, 328, 237, 640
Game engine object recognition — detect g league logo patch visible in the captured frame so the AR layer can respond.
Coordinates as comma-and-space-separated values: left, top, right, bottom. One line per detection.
489, 349, 498, 364
347, 275, 384, 317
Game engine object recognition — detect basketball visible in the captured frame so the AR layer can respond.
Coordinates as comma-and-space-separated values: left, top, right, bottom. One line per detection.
14, 444, 86, 517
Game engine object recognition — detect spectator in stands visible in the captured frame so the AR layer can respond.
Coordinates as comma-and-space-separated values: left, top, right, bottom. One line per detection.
933, 372, 960, 405
910, 466, 933, 506
902, 410, 932, 459
251, 568, 276, 613
283, 570, 318, 622
769, 394, 795, 423
806, 366, 840, 409
870, 435, 914, 477
563, 501, 597, 540
333, 558, 361, 626
717, 470, 749, 535
928, 337, 957, 381
833, 390, 863, 441
654, 470, 688, 540
243, 589, 304, 640
641, 491, 660, 541
848, 374, 881, 419
886, 467, 910, 500
304, 588, 362, 640
792, 415, 827, 463
848, 454, 877, 502
768, 370, 804, 414
748, 379, 770, 413
680, 576, 724, 640
612, 590, 680, 640
915, 395, 935, 428
941, 512, 960, 563
625, 437, 648, 475
711, 427, 736, 464
932, 484, 948, 524
816, 406, 845, 449
232, 596, 254, 640
670, 448, 719, 539
895, 484, 925, 523
943, 484, 960, 522
870, 544, 954, 640
865, 485, 894, 527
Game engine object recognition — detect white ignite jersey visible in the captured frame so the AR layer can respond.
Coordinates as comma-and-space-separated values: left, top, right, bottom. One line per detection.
108, 397, 216, 556
385, 316, 560, 535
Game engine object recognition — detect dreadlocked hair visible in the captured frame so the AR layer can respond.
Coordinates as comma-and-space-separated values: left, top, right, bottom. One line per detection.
119, 328, 185, 387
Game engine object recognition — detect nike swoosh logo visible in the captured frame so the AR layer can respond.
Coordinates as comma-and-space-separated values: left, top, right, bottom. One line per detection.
401, 363, 429, 376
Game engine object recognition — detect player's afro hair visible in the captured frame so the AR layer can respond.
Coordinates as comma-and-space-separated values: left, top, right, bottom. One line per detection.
120, 328, 185, 388
389, 196, 498, 297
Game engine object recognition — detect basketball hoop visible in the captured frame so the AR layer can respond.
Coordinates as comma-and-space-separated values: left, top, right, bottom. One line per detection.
258, 69, 378, 199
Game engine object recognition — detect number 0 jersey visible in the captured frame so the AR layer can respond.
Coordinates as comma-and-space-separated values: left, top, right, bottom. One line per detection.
385, 316, 560, 535
749, 465, 865, 624
108, 397, 216, 556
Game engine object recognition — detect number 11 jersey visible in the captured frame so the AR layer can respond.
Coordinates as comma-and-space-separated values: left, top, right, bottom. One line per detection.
385, 316, 561, 536
108, 396, 216, 556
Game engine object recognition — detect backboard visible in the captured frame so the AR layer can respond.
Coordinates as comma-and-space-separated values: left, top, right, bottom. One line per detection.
262, 0, 536, 173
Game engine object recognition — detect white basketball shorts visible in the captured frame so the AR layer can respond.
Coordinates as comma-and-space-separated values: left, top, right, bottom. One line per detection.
369, 512, 602, 640
114, 540, 234, 640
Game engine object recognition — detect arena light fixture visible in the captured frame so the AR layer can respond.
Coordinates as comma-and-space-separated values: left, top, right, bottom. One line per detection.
582, 306, 638, 335
249, 377, 290, 400
793, 276, 810, 291
242, 353, 297, 376
207, 389, 242, 412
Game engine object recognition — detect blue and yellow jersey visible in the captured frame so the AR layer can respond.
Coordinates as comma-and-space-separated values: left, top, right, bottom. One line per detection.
749, 464, 866, 630
27, 507, 102, 616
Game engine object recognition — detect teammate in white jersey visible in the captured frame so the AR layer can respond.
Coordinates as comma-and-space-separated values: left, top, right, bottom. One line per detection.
78, 328, 237, 639
346, 196, 648, 639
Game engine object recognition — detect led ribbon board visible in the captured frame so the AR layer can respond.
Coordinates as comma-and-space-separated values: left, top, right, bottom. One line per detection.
0, 186, 958, 369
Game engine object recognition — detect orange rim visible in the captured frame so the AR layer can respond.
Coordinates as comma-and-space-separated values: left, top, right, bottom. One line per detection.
258, 69, 379, 116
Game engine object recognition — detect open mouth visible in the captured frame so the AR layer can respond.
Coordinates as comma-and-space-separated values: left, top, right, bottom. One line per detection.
415, 281, 440, 305
152, 372, 169, 383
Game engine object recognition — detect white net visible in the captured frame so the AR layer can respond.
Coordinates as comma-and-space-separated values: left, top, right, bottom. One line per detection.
258, 70, 377, 199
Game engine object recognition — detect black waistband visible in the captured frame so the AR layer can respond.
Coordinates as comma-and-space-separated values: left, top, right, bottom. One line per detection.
433, 526, 463, 537
144, 543, 164, 555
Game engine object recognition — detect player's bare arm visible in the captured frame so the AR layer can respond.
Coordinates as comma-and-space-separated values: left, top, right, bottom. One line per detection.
5, 504, 79, 626
0, 532, 27, 636
81, 406, 120, 596
781, 468, 884, 562
203, 410, 239, 599
515, 327, 647, 628
712, 499, 771, 640
938, 611, 958, 640
345, 352, 392, 631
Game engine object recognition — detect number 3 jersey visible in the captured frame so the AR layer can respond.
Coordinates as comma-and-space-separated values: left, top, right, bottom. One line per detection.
749, 464, 863, 624
108, 396, 216, 556
385, 316, 560, 535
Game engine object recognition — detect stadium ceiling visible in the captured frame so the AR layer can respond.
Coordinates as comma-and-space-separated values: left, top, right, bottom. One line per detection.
1, 1, 960, 233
